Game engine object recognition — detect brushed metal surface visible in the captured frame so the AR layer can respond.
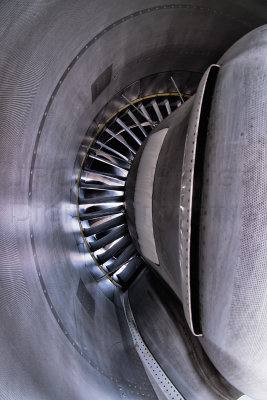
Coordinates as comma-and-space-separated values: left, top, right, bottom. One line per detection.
179, 64, 220, 336
134, 128, 169, 265
128, 269, 242, 400
0, 1, 266, 399
124, 292, 185, 400
199, 25, 267, 400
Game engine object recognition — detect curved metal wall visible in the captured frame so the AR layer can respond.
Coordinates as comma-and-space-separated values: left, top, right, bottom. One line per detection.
0, 1, 266, 399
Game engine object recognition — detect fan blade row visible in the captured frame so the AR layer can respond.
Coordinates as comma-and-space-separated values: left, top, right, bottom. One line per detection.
106, 244, 136, 274
78, 95, 184, 286
79, 205, 124, 221
97, 234, 131, 265
79, 194, 124, 205
89, 224, 128, 252
84, 214, 125, 236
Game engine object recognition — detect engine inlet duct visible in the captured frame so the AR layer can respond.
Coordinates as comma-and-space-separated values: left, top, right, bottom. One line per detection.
1, 0, 267, 399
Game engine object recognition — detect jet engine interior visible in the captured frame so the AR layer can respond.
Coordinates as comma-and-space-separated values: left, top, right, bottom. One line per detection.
0, 1, 266, 399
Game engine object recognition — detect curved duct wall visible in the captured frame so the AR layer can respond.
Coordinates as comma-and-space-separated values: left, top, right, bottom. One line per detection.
0, 1, 266, 399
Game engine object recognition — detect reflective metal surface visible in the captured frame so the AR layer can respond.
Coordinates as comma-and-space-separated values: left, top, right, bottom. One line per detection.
179, 64, 220, 336
76, 94, 182, 287
199, 26, 267, 400
0, 1, 266, 399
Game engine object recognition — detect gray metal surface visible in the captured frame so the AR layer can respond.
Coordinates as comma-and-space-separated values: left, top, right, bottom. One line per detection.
0, 1, 266, 399
133, 128, 169, 265
76, 94, 181, 287
179, 64, 219, 336
125, 100, 193, 301
199, 25, 267, 400
128, 269, 242, 400
123, 292, 185, 400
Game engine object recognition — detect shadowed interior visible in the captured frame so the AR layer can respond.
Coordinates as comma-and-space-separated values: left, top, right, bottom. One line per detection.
0, 1, 266, 399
